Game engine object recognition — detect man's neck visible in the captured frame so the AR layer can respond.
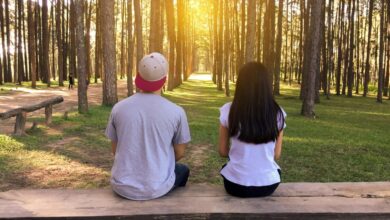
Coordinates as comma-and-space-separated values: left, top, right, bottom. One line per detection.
140, 89, 162, 95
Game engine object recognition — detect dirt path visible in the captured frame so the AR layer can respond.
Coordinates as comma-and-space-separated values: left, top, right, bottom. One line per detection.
0, 81, 128, 134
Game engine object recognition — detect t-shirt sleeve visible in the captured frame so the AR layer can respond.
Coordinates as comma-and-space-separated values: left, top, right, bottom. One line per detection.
219, 103, 231, 128
105, 112, 118, 142
278, 108, 287, 131
173, 109, 191, 145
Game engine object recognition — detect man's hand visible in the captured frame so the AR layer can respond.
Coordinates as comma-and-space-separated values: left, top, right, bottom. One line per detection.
111, 141, 117, 156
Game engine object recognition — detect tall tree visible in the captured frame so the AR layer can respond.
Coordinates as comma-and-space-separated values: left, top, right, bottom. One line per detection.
4, 0, 12, 82
245, 0, 256, 62
42, 0, 50, 86
101, 0, 118, 105
363, 0, 374, 97
176, 0, 184, 86
27, 0, 37, 88
75, 0, 88, 113
134, 0, 144, 76
85, 1, 92, 81
149, 0, 162, 53
56, 0, 64, 86
69, 0, 77, 83
166, 0, 176, 91
0, 0, 8, 83
274, 0, 284, 95
347, 0, 355, 97
377, 0, 385, 103
301, 0, 323, 118
224, 0, 230, 96
263, 0, 276, 89
127, 0, 134, 96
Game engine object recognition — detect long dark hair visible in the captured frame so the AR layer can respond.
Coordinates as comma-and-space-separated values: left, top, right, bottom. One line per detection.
228, 62, 284, 144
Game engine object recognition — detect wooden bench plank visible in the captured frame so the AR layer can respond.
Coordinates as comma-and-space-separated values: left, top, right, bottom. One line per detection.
0, 183, 389, 219
0, 96, 64, 120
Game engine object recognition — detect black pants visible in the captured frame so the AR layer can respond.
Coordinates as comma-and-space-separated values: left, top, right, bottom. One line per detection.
222, 169, 281, 198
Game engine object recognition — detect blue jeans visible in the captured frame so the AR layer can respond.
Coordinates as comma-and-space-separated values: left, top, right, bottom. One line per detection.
172, 163, 190, 190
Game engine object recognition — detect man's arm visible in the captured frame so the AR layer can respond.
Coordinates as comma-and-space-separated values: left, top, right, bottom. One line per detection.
174, 143, 187, 161
111, 141, 117, 156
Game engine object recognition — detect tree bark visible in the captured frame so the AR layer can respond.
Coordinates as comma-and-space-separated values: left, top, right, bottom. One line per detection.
245, 0, 256, 63
263, 0, 276, 90
134, 0, 144, 77
363, 0, 374, 97
165, 0, 176, 91
42, 0, 50, 86
301, 0, 323, 118
274, 0, 284, 95
56, 0, 64, 86
127, 0, 134, 96
347, 0, 355, 97
149, 0, 162, 53
101, 0, 118, 105
75, 0, 88, 113
377, 0, 385, 103
27, 0, 37, 88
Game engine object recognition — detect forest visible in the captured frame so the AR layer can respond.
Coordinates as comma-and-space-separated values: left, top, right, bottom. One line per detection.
0, 0, 389, 117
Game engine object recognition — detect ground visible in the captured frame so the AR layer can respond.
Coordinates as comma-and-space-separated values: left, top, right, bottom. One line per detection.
0, 73, 389, 191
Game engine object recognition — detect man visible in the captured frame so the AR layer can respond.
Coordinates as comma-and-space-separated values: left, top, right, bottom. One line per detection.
105, 52, 191, 200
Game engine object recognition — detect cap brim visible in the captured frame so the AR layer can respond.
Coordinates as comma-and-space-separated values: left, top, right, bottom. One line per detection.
135, 73, 166, 92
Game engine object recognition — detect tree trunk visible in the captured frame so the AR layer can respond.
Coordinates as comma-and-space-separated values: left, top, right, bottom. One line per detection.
42, 0, 50, 86
216, 0, 223, 91
4, 0, 12, 82
0, 0, 8, 83
274, 0, 284, 96
127, 0, 134, 96
176, 0, 184, 86
56, 0, 64, 86
245, 0, 256, 63
27, 0, 37, 88
377, 0, 385, 103
363, 0, 374, 97
75, 0, 88, 113
263, 0, 275, 90
101, 0, 118, 105
69, 0, 77, 82
347, 0, 355, 97
149, 0, 162, 53
134, 0, 144, 79
224, 0, 230, 97
301, 0, 323, 118
85, 1, 92, 82
166, 0, 176, 91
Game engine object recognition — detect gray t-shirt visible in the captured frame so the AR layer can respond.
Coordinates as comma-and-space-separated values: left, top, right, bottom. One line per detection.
105, 93, 191, 200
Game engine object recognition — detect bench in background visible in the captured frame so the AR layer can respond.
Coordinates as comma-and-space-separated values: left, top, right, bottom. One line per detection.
0, 96, 64, 136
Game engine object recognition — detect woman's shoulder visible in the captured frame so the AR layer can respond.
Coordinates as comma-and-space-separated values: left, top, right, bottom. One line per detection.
220, 102, 232, 111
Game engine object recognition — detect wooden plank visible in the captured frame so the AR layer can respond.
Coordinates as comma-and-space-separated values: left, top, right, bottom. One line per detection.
0, 183, 389, 219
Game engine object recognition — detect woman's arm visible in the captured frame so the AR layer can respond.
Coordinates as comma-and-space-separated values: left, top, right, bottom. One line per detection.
274, 130, 284, 160
218, 125, 230, 157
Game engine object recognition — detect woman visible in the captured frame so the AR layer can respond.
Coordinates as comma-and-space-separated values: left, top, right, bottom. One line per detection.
218, 62, 286, 198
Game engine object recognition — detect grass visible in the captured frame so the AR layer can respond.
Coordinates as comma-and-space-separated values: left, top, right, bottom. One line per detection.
0, 73, 389, 190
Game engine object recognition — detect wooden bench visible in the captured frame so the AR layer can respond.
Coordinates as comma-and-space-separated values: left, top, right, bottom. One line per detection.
0, 96, 64, 136
0, 182, 389, 219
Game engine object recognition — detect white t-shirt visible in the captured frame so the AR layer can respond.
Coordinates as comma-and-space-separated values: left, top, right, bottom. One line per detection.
105, 93, 191, 200
219, 102, 286, 187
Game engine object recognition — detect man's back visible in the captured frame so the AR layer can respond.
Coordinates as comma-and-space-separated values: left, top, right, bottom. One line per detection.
105, 93, 190, 200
